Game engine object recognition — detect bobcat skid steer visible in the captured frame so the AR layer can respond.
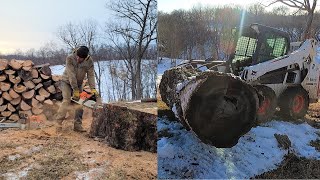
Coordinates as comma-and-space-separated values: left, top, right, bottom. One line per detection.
159, 23, 320, 147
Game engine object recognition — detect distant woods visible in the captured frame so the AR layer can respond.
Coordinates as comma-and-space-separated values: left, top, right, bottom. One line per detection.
158, 3, 320, 60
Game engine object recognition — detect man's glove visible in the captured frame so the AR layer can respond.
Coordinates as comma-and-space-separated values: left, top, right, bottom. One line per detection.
91, 88, 99, 97
72, 90, 80, 101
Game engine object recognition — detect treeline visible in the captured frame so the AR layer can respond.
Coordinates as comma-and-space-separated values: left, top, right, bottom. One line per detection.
158, 4, 320, 60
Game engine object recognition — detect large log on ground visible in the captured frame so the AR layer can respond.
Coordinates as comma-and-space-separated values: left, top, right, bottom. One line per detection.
89, 103, 157, 152
159, 67, 259, 148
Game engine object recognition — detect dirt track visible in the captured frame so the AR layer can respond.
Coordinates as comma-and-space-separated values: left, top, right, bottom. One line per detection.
0, 107, 157, 179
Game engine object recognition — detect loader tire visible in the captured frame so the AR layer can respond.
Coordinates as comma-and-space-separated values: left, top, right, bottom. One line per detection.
278, 86, 309, 120
185, 74, 259, 148
255, 85, 277, 124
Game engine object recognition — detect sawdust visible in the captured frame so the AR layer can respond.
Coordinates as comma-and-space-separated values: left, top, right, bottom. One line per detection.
0, 107, 157, 179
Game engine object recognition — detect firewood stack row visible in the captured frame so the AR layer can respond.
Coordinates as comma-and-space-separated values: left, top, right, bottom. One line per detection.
0, 59, 62, 122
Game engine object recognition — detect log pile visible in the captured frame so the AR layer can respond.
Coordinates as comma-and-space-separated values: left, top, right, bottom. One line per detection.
89, 103, 157, 152
0, 59, 62, 122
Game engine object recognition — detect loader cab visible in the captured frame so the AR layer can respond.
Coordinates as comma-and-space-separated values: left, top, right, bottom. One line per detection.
230, 24, 290, 75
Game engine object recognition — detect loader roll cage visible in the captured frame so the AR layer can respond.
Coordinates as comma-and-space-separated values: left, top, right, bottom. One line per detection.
231, 24, 290, 75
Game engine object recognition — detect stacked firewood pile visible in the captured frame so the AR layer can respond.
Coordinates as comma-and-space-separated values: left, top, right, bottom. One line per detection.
0, 59, 62, 122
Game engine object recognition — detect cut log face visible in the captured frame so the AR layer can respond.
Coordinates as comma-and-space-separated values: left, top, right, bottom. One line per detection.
18, 70, 32, 82
11, 96, 22, 105
14, 84, 27, 93
22, 60, 33, 67
22, 66, 32, 71
32, 78, 42, 84
38, 65, 52, 76
0, 59, 8, 71
47, 85, 56, 94
0, 82, 11, 91
35, 95, 45, 102
0, 104, 7, 111
7, 103, 15, 112
40, 73, 50, 80
2, 92, 12, 101
32, 107, 43, 115
43, 80, 52, 88
44, 99, 53, 105
9, 89, 20, 99
34, 83, 43, 90
31, 69, 39, 79
38, 88, 50, 98
9, 59, 22, 70
22, 89, 35, 99
9, 114, 20, 121
20, 100, 31, 111
0, 74, 7, 81
5, 69, 15, 75
32, 98, 43, 109
52, 75, 61, 82
23, 81, 35, 89
1, 111, 12, 117
9, 75, 21, 84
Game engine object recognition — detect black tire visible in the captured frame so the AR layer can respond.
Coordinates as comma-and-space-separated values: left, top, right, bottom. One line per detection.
255, 85, 277, 124
278, 86, 309, 120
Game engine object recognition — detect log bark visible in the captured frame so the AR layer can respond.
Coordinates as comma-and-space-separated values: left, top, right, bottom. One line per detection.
9, 89, 20, 99
0, 59, 8, 71
0, 105, 7, 111
23, 81, 35, 89
1, 111, 12, 117
8, 75, 21, 84
9, 59, 22, 70
0, 82, 11, 91
9, 114, 20, 121
11, 96, 21, 105
13, 84, 27, 93
7, 103, 15, 112
159, 67, 259, 148
18, 70, 32, 81
0, 74, 6, 81
22, 89, 35, 99
2, 92, 12, 101
38, 88, 50, 98
20, 100, 31, 111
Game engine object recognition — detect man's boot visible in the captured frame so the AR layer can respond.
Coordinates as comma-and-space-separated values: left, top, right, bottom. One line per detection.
74, 108, 85, 132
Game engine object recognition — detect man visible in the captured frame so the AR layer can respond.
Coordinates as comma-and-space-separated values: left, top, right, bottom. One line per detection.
55, 46, 99, 132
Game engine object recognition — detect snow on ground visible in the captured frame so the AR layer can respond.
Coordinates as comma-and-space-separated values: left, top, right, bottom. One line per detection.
157, 58, 184, 75
158, 118, 320, 179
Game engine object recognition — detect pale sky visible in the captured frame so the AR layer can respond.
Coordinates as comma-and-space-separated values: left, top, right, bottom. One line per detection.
0, 0, 110, 54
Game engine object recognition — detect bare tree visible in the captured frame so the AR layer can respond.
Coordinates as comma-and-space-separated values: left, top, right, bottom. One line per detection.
267, 0, 318, 40
107, 0, 157, 100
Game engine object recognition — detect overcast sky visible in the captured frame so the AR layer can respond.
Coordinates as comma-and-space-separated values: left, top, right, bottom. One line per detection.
0, 0, 110, 54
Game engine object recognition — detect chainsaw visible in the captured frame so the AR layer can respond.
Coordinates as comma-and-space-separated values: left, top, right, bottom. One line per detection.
71, 91, 103, 109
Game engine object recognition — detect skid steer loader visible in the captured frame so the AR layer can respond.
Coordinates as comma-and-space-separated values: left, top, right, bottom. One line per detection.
159, 23, 320, 147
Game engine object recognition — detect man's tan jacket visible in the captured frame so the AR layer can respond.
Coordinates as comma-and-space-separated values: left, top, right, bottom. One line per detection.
61, 52, 95, 91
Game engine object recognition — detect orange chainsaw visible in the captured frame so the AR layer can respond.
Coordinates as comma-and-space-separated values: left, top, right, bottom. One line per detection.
71, 91, 103, 109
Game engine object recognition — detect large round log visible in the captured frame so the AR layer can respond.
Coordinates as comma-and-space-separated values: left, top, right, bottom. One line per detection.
159, 67, 259, 148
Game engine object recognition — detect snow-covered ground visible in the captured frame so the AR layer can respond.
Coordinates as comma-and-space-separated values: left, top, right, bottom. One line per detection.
51, 60, 156, 103
157, 57, 320, 179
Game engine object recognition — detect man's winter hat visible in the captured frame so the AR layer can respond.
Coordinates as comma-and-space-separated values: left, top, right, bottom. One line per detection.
76, 46, 89, 58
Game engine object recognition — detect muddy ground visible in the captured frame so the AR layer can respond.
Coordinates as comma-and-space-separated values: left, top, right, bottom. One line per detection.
0, 106, 157, 179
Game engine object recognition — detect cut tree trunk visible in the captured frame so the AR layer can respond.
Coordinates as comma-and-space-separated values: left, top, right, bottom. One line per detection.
20, 100, 31, 111
14, 84, 27, 93
0, 82, 11, 91
8, 75, 21, 84
0, 105, 7, 111
0, 59, 8, 70
9, 89, 20, 99
0, 74, 7, 81
22, 89, 35, 99
9, 114, 20, 121
11, 97, 21, 105
38, 88, 50, 98
2, 92, 12, 101
159, 67, 259, 148
9, 59, 22, 70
